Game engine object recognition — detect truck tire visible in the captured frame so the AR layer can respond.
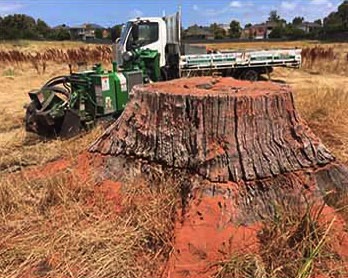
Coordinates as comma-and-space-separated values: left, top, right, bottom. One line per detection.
242, 69, 259, 82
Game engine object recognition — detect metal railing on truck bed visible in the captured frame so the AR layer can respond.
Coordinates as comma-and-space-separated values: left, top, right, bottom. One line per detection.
180, 48, 302, 71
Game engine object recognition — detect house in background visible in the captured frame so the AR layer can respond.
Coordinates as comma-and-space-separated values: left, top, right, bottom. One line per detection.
69, 23, 105, 40
184, 25, 214, 40
296, 22, 322, 33
218, 24, 230, 33
241, 21, 279, 39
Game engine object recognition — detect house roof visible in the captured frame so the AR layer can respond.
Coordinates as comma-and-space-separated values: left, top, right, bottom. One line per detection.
70, 23, 105, 29
218, 24, 230, 29
300, 22, 322, 28
244, 21, 278, 30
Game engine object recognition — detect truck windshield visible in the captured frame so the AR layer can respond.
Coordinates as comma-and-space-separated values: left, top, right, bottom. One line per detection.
121, 21, 159, 50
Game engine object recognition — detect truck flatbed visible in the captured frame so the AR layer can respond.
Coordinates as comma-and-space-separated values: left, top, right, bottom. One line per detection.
180, 48, 302, 72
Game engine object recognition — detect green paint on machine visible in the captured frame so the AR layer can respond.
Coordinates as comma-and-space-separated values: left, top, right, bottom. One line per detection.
24, 49, 157, 138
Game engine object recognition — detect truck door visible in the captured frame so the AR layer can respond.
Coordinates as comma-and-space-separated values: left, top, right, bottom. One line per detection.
117, 19, 167, 68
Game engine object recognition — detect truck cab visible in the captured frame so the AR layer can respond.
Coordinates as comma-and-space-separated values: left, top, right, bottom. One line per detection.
119, 18, 167, 66
116, 12, 181, 80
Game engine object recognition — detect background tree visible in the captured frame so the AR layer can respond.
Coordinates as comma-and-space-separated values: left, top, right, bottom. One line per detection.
314, 19, 322, 25
229, 20, 241, 38
36, 19, 50, 38
109, 24, 122, 41
337, 0, 348, 29
292, 16, 304, 26
0, 14, 38, 39
268, 26, 284, 38
95, 29, 103, 39
323, 1, 347, 34
47, 28, 71, 41
209, 23, 226, 39
268, 10, 281, 22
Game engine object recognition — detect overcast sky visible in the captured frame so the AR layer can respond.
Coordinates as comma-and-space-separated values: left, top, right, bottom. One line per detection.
0, 0, 343, 27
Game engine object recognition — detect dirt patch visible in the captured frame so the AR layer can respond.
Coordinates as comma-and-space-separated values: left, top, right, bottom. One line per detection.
168, 194, 261, 277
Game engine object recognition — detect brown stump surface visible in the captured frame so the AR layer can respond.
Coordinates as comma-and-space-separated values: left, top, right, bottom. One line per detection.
90, 77, 333, 182
90, 77, 348, 277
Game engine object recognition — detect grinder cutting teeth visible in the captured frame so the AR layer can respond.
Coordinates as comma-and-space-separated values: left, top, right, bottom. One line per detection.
25, 75, 72, 137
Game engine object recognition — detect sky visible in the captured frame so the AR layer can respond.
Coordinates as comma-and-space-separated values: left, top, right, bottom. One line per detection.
0, 0, 343, 28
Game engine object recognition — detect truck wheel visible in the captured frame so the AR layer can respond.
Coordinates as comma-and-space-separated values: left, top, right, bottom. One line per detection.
242, 69, 259, 82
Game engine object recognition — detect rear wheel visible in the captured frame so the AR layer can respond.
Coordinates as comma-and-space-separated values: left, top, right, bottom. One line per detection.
241, 69, 259, 82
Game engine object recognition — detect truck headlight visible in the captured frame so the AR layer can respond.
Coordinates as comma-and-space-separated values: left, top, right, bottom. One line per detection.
123, 51, 134, 62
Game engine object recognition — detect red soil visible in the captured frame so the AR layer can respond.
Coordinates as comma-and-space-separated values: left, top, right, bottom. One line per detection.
167, 194, 260, 278
319, 205, 348, 259
98, 179, 123, 213
22, 158, 71, 180
17, 152, 103, 181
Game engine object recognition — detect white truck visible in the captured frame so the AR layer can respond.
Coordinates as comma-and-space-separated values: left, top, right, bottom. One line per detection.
115, 11, 302, 81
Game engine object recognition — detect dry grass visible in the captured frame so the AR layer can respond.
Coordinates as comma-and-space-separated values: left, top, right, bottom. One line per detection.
0, 46, 112, 74
0, 167, 179, 277
295, 86, 348, 163
272, 67, 348, 163
301, 46, 348, 75
0, 127, 103, 172
258, 201, 340, 278
0, 40, 87, 52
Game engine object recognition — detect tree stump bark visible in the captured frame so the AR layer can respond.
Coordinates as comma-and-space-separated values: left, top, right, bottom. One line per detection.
90, 77, 334, 182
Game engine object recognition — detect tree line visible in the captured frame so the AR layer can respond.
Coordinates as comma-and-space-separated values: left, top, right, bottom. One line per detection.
0, 1, 346, 41
267, 0, 347, 39
184, 0, 347, 40
0, 14, 66, 40
0, 14, 122, 41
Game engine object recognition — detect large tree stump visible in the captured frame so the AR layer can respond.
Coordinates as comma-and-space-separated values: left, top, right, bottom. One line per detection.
90, 77, 348, 277
90, 77, 334, 182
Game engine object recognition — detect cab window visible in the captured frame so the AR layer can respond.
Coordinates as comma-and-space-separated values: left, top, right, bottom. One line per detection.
137, 22, 159, 45
125, 22, 159, 51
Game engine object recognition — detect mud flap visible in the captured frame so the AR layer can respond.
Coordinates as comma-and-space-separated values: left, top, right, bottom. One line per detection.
59, 109, 81, 138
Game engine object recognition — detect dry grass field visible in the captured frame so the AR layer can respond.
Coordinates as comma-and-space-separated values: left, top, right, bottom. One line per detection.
0, 40, 348, 277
